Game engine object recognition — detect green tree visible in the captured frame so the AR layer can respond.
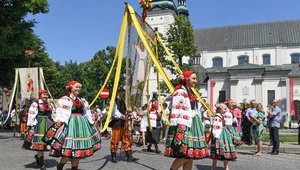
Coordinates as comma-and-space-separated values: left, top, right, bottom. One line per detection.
0, 0, 49, 88
81, 46, 127, 107
24, 34, 61, 99
165, 15, 197, 67
158, 15, 197, 93
50, 60, 84, 99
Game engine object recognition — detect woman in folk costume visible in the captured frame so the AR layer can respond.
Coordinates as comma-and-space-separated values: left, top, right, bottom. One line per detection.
146, 101, 162, 153
11, 104, 21, 137
165, 70, 209, 170
211, 103, 237, 170
42, 80, 101, 170
22, 90, 54, 170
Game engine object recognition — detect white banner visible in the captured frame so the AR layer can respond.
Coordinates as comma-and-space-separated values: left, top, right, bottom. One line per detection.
18, 68, 39, 100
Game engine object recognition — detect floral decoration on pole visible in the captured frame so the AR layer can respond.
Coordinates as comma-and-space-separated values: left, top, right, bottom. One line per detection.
25, 50, 35, 67
139, 0, 152, 21
3, 87, 9, 96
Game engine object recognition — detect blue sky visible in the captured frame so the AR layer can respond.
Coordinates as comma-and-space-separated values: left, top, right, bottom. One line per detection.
27, 0, 300, 64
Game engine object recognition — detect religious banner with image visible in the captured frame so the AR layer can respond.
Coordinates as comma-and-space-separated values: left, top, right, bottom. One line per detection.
19, 68, 39, 100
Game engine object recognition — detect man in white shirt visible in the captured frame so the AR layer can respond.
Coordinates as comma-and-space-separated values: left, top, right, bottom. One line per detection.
110, 87, 138, 163
161, 103, 170, 141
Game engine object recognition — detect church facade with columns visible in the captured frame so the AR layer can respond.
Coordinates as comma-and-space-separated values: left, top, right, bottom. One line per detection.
145, 0, 300, 127
193, 19, 300, 127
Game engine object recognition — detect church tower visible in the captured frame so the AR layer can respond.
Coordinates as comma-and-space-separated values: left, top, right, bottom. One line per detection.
144, 1, 178, 104
145, 0, 177, 37
177, 0, 189, 17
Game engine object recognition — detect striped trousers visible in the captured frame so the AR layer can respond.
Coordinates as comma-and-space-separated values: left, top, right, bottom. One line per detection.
110, 122, 132, 152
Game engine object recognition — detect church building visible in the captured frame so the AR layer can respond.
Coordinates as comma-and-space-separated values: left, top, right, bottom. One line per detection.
193, 20, 300, 127
145, 0, 300, 127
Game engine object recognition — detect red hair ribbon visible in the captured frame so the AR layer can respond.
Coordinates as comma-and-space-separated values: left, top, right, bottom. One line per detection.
66, 80, 79, 90
175, 70, 194, 91
38, 89, 48, 97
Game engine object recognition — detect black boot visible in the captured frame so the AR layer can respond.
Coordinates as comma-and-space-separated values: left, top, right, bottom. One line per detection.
39, 156, 46, 170
71, 166, 78, 170
125, 150, 139, 162
34, 154, 40, 165
56, 163, 65, 170
154, 144, 161, 154
147, 144, 153, 152
111, 152, 118, 163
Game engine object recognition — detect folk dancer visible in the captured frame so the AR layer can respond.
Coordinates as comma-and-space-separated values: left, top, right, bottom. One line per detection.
42, 80, 101, 170
22, 90, 54, 170
146, 102, 162, 153
165, 71, 209, 170
110, 87, 139, 163
211, 103, 237, 170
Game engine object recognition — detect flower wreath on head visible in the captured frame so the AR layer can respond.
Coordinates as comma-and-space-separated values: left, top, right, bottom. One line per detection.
215, 104, 221, 109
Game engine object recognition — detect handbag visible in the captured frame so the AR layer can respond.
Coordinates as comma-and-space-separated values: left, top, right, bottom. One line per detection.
205, 124, 211, 129
232, 122, 237, 127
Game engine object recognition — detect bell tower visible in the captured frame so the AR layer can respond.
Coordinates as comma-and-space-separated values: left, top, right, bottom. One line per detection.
177, 0, 189, 17
145, 0, 177, 36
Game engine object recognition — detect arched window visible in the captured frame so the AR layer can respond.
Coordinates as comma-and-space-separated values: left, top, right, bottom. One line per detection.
238, 55, 249, 65
212, 57, 223, 67
291, 53, 300, 64
262, 54, 271, 65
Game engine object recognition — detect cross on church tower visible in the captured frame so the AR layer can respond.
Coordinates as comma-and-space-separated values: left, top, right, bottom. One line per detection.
177, 0, 189, 16
178, 0, 186, 6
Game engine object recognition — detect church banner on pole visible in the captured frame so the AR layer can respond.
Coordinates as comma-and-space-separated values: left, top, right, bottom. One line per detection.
18, 68, 39, 100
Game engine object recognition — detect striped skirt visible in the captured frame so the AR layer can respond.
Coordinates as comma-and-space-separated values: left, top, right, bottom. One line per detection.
210, 127, 237, 160
42, 113, 101, 158
22, 115, 53, 151
164, 115, 209, 159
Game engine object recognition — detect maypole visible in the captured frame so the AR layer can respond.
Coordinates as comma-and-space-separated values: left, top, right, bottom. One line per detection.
97, 7, 129, 133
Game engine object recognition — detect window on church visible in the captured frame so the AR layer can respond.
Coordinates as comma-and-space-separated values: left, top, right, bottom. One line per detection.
212, 57, 223, 67
267, 90, 275, 105
219, 91, 226, 103
262, 54, 271, 65
291, 53, 300, 63
154, 27, 158, 31
238, 55, 249, 65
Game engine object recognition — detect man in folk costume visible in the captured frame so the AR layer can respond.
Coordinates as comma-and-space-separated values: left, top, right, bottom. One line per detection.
110, 87, 139, 163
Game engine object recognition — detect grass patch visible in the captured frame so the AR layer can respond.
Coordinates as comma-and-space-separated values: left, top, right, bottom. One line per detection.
261, 134, 298, 142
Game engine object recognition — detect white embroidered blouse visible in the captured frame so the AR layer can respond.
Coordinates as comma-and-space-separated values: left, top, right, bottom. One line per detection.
54, 95, 94, 124
169, 86, 194, 128
27, 99, 54, 126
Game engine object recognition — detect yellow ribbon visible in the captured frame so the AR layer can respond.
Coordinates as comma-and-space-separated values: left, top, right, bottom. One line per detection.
0, 69, 19, 125
100, 8, 128, 133
156, 33, 214, 116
